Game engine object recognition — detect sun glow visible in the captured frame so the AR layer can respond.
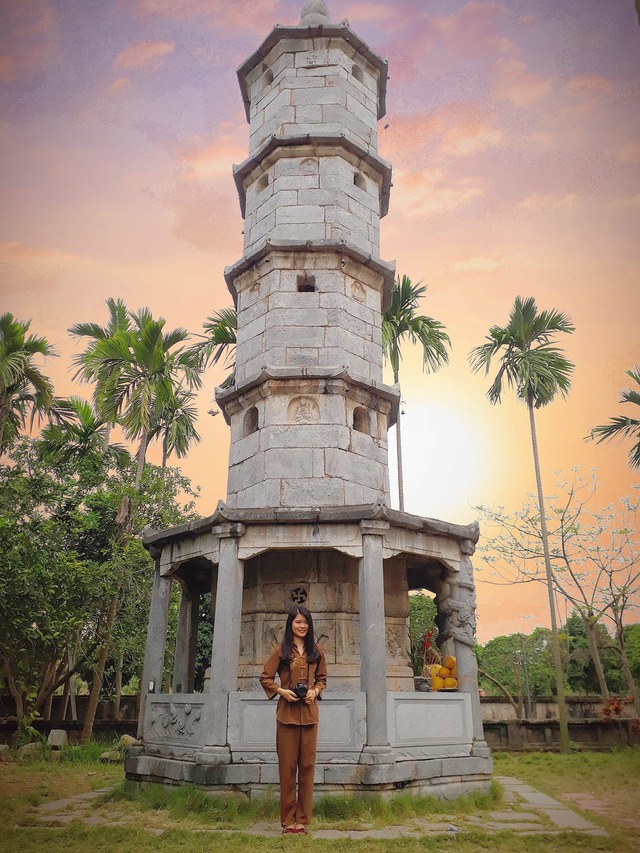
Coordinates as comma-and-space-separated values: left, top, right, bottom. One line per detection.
388, 401, 486, 524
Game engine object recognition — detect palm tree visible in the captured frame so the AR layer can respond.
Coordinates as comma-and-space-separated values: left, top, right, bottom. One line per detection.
469, 295, 575, 752
37, 396, 131, 473
0, 313, 57, 453
69, 298, 132, 452
381, 275, 451, 511
148, 385, 201, 468
589, 366, 640, 469
190, 307, 237, 389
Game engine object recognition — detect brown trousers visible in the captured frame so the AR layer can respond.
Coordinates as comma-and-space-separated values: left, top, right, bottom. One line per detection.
276, 721, 318, 827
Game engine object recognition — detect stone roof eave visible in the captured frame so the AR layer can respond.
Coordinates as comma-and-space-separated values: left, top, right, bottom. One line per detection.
214, 365, 401, 426
224, 238, 396, 311
142, 500, 479, 551
237, 23, 389, 122
232, 133, 392, 218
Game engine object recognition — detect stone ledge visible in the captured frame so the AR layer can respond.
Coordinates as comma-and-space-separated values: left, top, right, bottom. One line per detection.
142, 502, 480, 551
224, 238, 396, 311
233, 133, 392, 218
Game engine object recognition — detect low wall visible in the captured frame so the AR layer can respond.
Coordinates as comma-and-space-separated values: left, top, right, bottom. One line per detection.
484, 718, 639, 751
480, 695, 638, 722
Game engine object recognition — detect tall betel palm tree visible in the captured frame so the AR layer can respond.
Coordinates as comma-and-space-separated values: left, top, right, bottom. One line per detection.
589, 366, 640, 469
0, 313, 57, 454
382, 275, 451, 511
469, 295, 575, 753
69, 297, 132, 452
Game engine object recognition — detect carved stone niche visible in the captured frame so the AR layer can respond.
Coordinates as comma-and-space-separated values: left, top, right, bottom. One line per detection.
288, 395, 320, 424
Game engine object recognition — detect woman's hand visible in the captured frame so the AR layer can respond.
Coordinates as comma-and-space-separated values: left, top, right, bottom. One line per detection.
279, 689, 300, 703
304, 688, 318, 705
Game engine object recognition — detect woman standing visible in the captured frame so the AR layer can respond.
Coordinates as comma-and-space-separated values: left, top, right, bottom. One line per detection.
260, 606, 327, 835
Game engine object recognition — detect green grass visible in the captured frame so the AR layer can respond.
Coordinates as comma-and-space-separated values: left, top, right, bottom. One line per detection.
2, 748, 640, 852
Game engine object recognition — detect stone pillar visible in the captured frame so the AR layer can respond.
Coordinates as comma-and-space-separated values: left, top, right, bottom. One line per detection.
456, 549, 489, 753
172, 585, 199, 694
138, 559, 171, 738
359, 520, 394, 763
198, 523, 245, 765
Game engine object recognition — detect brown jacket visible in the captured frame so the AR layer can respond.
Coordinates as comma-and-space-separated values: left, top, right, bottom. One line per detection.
260, 644, 327, 725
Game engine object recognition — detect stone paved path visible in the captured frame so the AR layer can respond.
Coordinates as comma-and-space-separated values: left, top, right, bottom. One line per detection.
29, 775, 607, 839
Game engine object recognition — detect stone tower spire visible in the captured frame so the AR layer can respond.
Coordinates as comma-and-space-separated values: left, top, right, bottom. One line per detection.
216, 9, 398, 511
300, 0, 331, 25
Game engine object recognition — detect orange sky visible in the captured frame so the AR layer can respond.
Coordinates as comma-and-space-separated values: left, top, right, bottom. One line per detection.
1, 0, 639, 642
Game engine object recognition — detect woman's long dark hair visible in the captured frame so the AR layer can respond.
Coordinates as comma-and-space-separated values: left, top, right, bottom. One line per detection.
280, 605, 320, 664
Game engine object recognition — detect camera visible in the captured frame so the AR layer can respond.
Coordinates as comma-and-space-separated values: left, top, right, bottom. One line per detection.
293, 682, 308, 699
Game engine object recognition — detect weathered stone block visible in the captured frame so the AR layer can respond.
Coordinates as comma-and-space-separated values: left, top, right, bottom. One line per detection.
292, 86, 345, 107
280, 477, 345, 506
273, 174, 319, 194
264, 447, 314, 479
325, 448, 385, 491
275, 204, 324, 224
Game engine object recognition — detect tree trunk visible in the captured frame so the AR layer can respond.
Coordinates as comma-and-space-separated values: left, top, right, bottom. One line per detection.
1, 650, 24, 735
585, 616, 609, 699
102, 422, 112, 454
135, 432, 148, 487
113, 649, 123, 721
478, 667, 521, 718
528, 401, 571, 753
613, 615, 640, 718
394, 371, 405, 512
513, 654, 524, 720
80, 591, 118, 744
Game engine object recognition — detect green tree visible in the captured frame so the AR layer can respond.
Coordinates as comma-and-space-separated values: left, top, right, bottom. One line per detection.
69, 297, 132, 451
589, 366, 640, 469
469, 295, 575, 752
0, 313, 56, 454
148, 385, 201, 468
408, 593, 438, 676
190, 307, 237, 390
0, 440, 107, 735
477, 628, 554, 716
37, 396, 131, 474
476, 472, 639, 701
382, 275, 451, 511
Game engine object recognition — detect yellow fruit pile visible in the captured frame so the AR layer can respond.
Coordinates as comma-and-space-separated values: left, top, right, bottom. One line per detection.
430, 655, 458, 691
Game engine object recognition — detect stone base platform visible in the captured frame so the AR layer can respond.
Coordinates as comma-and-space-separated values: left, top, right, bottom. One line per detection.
126, 689, 492, 797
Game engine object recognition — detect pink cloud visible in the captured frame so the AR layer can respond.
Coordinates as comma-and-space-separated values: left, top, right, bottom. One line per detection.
0, 240, 85, 266
382, 103, 503, 165
565, 74, 615, 98
111, 76, 131, 92
0, 0, 56, 85
493, 58, 553, 106
618, 141, 640, 164
432, 0, 515, 59
113, 40, 175, 72
177, 128, 247, 182
0, 55, 15, 84
392, 167, 484, 217
452, 255, 505, 274
343, 2, 399, 25
134, 0, 282, 34
163, 182, 240, 252
4, 0, 55, 37
516, 192, 580, 210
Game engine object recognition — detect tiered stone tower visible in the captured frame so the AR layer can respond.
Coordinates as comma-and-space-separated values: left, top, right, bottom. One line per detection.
219, 0, 397, 511
127, 1, 492, 797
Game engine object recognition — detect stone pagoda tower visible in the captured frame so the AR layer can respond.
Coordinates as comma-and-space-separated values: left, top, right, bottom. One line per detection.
127, 0, 491, 796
